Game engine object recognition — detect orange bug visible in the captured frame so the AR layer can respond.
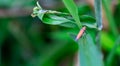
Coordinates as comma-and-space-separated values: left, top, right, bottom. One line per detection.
75, 26, 86, 41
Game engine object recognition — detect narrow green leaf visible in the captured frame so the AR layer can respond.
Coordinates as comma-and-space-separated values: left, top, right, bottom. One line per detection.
41, 14, 72, 25
106, 36, 120, 66
101, 32, 120, 55
62, 0, 82, 28
38, 13, 78, 28
78, 34, 104, 66
102, 0, 119, 37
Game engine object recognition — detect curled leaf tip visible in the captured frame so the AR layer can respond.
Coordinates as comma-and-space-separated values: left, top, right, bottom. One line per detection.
31, 2, 42, 17
37, 1, 42, 9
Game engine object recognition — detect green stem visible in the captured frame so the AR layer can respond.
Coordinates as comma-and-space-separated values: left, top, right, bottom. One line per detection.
102, 0, 119, 38
94, 0, 102, 48
95, 0, 102, 30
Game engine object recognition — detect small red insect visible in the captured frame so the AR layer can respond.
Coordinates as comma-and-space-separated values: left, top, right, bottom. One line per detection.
75, 26, 86, 41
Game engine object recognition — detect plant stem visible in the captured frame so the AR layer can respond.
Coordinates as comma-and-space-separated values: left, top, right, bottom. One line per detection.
106, 36, 120, 66
102, 0, 119, 38
94, 0, 102, 48
95, 0, 102, 30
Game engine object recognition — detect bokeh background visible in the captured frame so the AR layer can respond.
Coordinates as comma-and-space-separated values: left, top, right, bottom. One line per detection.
0, 0, 120, 66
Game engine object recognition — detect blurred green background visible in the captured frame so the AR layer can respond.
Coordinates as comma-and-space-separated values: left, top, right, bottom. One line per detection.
0, 0, 120, 66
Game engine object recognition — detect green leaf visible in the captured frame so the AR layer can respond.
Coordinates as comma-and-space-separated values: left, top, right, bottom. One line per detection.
32, 3, 97, 29
42, 14, 71, 25
106, 36, 120, 66
32, 4, 78, 28
78, 34, 103, 66
62, 0, 82, 28
80, 15, 96, 23
79, 15, 97, 29
38, 12, 78, 28
101, 32, 120, 55
81, 22, 97, 29
102, 0, 119, 37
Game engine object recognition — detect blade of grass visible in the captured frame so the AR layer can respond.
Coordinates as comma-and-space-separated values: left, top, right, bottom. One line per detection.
78, 34, 103, 66
102, 0, 119, 38
106, 36, 120, 66
62, 0, 82, 66
62, 0, 82, 28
